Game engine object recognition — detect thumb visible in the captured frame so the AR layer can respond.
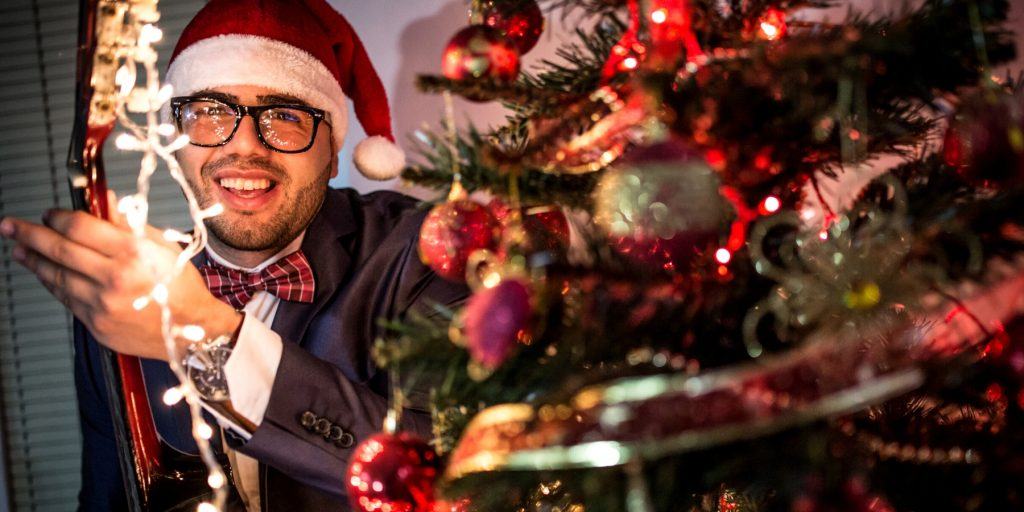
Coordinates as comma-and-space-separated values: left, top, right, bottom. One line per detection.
106, 190, 129, 228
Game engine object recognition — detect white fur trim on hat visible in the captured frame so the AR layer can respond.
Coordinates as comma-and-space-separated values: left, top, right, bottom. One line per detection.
354, 135, 406, 180
165, 35, 349, 152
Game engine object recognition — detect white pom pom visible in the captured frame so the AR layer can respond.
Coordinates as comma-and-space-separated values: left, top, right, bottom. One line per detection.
353, 136, 406, 180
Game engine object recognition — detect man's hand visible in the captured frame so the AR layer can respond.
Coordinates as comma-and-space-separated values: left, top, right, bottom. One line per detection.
0, 203, 241, 362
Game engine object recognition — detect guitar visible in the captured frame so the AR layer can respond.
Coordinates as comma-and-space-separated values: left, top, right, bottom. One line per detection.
67, 1, 222, 509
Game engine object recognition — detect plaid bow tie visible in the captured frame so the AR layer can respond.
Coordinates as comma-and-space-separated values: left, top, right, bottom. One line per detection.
199, 251, 316, 309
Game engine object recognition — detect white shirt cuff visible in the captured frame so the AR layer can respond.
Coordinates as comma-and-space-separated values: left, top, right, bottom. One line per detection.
222, 313, 283, 428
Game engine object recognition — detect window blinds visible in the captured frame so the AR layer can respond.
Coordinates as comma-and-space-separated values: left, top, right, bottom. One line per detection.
0, 1, 200, 510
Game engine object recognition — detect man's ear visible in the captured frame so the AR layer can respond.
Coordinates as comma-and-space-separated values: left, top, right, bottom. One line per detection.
330, 149, 340, 180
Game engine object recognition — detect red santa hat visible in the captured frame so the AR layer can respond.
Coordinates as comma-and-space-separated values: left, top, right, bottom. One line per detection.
165, 0, 405, 180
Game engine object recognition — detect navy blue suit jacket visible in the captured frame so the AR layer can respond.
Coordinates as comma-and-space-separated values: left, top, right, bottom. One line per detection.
74, 188, 468, 511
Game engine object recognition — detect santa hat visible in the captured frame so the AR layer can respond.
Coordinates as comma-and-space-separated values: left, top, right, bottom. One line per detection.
165, 0, 405, 180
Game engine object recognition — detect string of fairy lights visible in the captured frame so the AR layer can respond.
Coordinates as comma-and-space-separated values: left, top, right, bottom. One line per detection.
109, 5, 227, 511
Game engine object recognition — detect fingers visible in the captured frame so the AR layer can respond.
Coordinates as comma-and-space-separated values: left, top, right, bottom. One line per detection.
106, 190, 127, 227
2, 216, 114, 281
14, 245, 96, 314
42, 209, 135, 259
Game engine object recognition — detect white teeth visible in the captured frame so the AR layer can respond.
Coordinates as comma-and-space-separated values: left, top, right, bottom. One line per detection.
219, 178, 271, 191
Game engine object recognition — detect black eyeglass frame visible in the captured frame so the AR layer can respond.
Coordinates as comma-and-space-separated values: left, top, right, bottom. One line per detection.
170, 95, 329, 154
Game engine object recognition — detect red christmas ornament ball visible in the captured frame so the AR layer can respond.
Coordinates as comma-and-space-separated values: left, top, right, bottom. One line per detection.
488, 198, 570, 258
441, 24, 520, 83
943, 90, 1024, 187
463, 278, 532, 369
478, 0, 544, 55
419, 199, 501, 282
346, 432, 441, 512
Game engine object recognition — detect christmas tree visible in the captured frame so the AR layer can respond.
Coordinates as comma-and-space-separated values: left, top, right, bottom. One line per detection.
345, 1, 1024, 510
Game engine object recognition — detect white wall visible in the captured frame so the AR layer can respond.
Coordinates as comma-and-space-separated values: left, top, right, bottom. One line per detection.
327, 0, 579, 196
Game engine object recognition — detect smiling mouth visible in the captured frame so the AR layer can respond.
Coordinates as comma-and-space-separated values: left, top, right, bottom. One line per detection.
218, 177, 278, 198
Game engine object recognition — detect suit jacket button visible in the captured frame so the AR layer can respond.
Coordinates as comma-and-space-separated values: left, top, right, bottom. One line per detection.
314, 418, 331, 435
336, 431, 355, 449
300, 411, 317, 430
327, 425, 344, 442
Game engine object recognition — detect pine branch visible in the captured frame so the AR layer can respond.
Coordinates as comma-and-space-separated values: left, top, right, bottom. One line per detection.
401, 124, 601, 209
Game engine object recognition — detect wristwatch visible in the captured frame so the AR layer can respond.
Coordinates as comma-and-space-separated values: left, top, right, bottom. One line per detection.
183, 333, 235, 402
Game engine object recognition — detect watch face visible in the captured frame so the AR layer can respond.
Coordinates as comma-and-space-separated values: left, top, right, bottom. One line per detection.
185, 344, 232, 402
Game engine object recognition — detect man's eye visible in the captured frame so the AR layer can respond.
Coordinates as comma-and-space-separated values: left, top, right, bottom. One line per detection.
198, 107, 228, 116
269, 109, 303, 123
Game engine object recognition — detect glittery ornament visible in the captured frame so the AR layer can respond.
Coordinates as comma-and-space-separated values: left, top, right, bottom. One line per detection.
463, 278, 532, 369
593, 138, 727, 272
419, 199, 501, 282
478, 0, 544, 55
346, 432, 441, 512
488, 198, 570, 260
943, 89, 1024, 187
441, 25, 520, 85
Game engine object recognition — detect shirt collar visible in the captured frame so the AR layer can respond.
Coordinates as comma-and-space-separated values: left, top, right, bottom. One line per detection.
205, 231, 306, 273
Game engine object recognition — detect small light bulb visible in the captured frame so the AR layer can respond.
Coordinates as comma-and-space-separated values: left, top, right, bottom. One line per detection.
181, 325, 206, 342
115, 65, 135, 96
196, 502, 218, 512
162, 387, 184, 406
151, 284, 169, 304
167, 134, 191, 152
201, 203, 224, 218
715, 248, 732, 264
163, 228, 183, 242
140, 24, 163, 44
760, 22, 780, 40
117, 196, 134, 213
115, 133, 141, 151
482, 272, 502, 289
207, 472, 226, 489
762, 195, 781, 213
156, 84, 174, 106
132, 296, 150, 311
197, 422, 213, 440
622, 56, 639, 70
650, 8, 667, 24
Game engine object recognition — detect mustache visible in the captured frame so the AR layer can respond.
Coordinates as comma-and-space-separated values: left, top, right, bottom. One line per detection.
202, 156, 287, 180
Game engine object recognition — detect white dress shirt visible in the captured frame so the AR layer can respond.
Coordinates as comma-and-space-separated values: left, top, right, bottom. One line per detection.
201, 234, 303, 512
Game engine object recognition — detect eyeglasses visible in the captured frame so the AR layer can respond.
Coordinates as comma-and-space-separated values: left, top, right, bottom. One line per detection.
170, 96, 328, 153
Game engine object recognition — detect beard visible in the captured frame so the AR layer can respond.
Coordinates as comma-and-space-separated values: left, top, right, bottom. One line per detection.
187, 155, 330, 252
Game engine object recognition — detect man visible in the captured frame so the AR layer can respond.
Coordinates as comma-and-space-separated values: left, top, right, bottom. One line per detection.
0, 0, 466, 510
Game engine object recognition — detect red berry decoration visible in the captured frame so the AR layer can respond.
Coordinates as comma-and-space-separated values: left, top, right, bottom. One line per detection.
441, 24, 520, 85
419, 199, 500, 282
478, 0, 544, 55
463, 278, 532, 369
346, 432, 441, 512
943, 89, 1024, 187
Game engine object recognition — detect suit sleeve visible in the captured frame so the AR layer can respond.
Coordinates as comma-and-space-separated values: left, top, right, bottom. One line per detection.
73, 321, 129, 511
229, 231, 469, 499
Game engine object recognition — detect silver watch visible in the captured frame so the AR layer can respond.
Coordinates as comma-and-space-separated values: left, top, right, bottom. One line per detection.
182, 334, 234, 402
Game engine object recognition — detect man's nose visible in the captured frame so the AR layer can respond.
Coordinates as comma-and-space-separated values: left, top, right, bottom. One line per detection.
223, 115, 272, 157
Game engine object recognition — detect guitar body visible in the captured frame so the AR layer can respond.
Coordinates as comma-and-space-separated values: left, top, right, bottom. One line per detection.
67, 1, 224, 509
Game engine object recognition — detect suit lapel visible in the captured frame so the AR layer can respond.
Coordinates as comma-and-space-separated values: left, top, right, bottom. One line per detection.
271, 189, 357, 346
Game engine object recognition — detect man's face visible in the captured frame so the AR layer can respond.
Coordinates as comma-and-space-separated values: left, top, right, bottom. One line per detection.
177, 85, 337, 254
